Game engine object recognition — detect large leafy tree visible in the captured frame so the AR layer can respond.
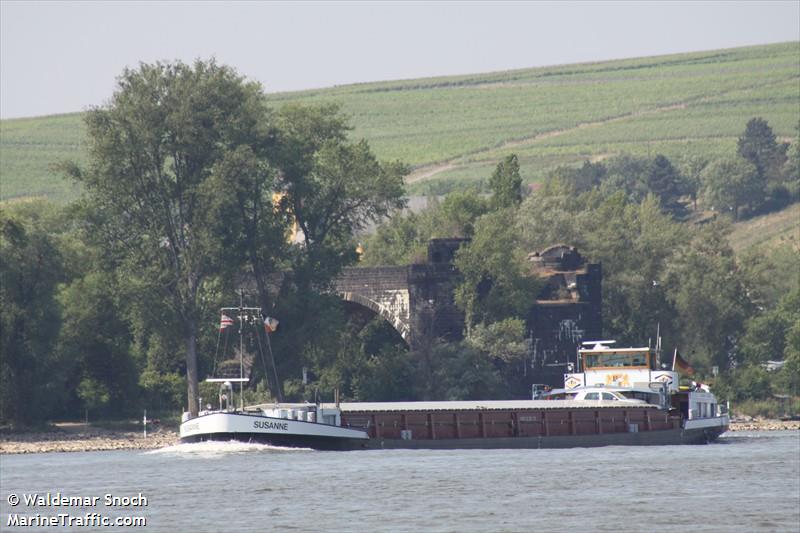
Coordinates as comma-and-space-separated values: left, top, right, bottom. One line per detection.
700, 157, 761, 220
210, 104, 407, 399
65, 60, 269, 416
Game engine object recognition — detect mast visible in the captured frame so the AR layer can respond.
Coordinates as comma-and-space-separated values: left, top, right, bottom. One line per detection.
239, 289, 245, 411
214, 290, 260, 412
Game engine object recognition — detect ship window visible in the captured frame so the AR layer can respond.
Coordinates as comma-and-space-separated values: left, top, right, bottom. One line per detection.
583, 351, 649, 369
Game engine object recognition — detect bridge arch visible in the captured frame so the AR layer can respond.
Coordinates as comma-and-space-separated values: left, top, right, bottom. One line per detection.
337, 290, 411, 344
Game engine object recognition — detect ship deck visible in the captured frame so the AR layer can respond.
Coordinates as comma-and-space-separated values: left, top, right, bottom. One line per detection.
327, 400, 656, 412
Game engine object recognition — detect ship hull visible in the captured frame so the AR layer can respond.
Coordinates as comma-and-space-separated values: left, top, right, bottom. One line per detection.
180, 431, 370, 450
180, 424, 727, 450
179, 412, 370, 450
366, 424, 727, 449
180, 409, 727, 451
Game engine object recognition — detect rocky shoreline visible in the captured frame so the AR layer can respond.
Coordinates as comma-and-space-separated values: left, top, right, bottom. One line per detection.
0, 424, 179, 455
1, 419, 797, 455
728, 419, 800, 432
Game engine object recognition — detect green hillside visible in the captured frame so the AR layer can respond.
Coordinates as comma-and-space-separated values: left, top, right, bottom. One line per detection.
729, 202, 800, 252
1, 41, 798, 202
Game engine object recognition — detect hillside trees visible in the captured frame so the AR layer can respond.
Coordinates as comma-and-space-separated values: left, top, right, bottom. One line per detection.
550, 161, 606, 193
64, 59, 270, 416
56, 271, 138, 420
454, 208, 541, 329
360, 188, 489, 266
0, 203, 69, 425
663, 222, 751, 369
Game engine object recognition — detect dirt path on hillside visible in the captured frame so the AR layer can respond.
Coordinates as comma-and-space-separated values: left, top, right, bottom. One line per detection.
405, 103, 687, 184
405, 75, 797, 184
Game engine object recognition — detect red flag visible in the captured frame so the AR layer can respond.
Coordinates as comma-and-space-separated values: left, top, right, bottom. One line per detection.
264, 316, 279, 333
672, 349, 694, 376
220, 314, 234, 331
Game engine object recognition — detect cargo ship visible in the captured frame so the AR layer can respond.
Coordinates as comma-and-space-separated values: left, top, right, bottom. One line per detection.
179, 301, 728, 449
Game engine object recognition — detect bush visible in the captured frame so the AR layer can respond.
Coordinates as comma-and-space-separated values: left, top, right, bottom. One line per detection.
760, 183, 792, 213
733, 397, 800, 419
139, 370, 185, 415
712, 365, 773, 402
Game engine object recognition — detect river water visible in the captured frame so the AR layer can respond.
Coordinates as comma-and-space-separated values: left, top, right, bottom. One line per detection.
1, 431, 798, 532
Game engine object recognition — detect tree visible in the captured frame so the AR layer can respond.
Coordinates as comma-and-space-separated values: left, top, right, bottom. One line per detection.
466, 318, 528, 364
489, 154, 522, 209
646, 155, 682, 212
202, 146, 289, 399
360, 188, 489, 266
0, 202, 69, 425
434, 188, 490, 238
549, 161, 606, 193
676, 155, 709, 211
77, 377, 110, 424
56, 271, 139, 418
227, 104, 407, 399
516, 176, 590, 251
738, 117, 788, 185
454, 208, 542, 329
782, 121, 800, 192
599, 155, 652, 204
360, 210, 428, 266
267, 104, 407, 290
700, 157, 761, 220
65, 59, 269, 416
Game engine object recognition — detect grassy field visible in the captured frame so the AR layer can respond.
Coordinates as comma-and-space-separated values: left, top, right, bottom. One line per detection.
1, 41, 798, 202
728, 202, 800, 253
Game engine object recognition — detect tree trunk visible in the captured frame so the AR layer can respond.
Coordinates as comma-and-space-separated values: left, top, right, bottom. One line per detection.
186, 319, 199, 417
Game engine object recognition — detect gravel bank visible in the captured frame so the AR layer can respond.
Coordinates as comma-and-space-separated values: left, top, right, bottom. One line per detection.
0, 425, 178, 455
728, 419, 800, 432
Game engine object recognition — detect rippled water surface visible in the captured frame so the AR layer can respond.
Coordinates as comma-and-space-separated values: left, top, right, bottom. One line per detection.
1, 431, 798, 532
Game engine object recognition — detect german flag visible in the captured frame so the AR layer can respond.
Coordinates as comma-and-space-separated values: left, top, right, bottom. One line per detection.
672, 349, 695, 376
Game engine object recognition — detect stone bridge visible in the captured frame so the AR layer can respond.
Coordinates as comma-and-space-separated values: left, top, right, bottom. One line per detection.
334, 240, 603, 387
334, 239, 466, 349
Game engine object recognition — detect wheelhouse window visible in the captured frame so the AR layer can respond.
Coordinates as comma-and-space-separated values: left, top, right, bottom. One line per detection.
583, 351, 650, 369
